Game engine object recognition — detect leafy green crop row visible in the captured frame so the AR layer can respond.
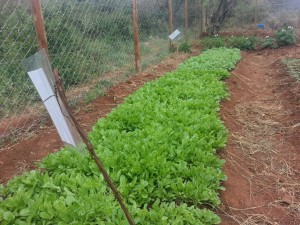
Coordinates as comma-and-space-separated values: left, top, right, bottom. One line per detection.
0, 48, 241, 225
200, 26, 297, 51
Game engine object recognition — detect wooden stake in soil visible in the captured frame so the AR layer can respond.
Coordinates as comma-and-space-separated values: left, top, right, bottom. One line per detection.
185, 0, 188, 40
30, 0, 49, 56
200, 0, 203, 36
53, 69, 135, 225
168, 0, 173, 51
205, 4, 208, 29
254, 0, 258, 29
132, 0, 141, 73
298, 10, 300, 29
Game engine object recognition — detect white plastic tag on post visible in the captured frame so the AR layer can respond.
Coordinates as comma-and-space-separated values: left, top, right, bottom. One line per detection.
27, 68, 77, 146
23, 49, 83, 148
169, 29, 181, 41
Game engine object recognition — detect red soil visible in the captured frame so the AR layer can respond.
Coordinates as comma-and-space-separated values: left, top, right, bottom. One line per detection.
219, 46, 300, 224
0, 45, 299, 224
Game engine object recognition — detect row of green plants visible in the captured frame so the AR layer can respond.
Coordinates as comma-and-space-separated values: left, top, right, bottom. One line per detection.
0, 48, 241, 224
201, 26, 297, 50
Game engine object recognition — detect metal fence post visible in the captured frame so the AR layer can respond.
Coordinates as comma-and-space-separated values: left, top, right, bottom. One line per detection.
132, 0, 141, 73
30, 0, 49, 56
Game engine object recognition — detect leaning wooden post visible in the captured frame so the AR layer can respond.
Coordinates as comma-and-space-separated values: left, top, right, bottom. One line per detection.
168, 0, 173, 51
53, 70, 136, 225
30, 0, 49, 56
200, 0, 203, 36
132, 0, 141, 73
185, 0, 188, 40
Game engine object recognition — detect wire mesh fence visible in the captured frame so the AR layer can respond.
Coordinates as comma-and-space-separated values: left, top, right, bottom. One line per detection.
0, 0, 203, 149
43, 0, 135, 87
1, 0, 299, 149
0, 0, 39, 146
137, 0, 169, 70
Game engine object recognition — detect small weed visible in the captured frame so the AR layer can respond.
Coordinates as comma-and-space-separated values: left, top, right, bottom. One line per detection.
99, 80, 113, 89
141, 61, 149, 70
171, 42, 192, 53
83, 107, 93, 113
125, 66, 136, 77
282, 59, 300, 81
83, 87, 104, 104
68, 98, 79, 108
178, 42, 192, 53
0, 139, 4, 149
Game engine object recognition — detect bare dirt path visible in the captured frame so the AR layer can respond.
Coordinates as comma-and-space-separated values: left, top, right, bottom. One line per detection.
219, 46, 300, 225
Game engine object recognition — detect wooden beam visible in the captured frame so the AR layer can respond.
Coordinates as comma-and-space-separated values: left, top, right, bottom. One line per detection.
200, 0, 203, 36
185, 0, 188, 40
30, 0, 49, 56
169, 0, 173, 50
132, 0, 141, 73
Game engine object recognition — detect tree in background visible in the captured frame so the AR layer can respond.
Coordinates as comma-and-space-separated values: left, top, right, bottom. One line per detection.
208, 0, 238, 35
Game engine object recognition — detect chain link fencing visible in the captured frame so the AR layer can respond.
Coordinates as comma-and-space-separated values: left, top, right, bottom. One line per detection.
3, 0, 297, 149
0, 0, 38, 147
0, 0, 203, 149
137, 0, 169, 70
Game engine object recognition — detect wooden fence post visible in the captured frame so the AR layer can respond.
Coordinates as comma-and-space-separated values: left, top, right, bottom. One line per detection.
193, 0, 197, 38
205, 4, 208, 30
298, 10, 300, 29
53, 70, 136, 225
132, 0, 141, 73
185, 0, 188, 40
30, 0, 49, 56
254, 0, 258, 28
200, 0, 203, 36
168, 0, 173, 51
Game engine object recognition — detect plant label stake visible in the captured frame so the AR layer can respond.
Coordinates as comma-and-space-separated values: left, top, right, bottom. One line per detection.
169, 29, 180, 41
27, 68, 78, 146
53, 69, 136, 225
23, 50, 135, 224
23, 49, 82, 147
169, 29, 181, 53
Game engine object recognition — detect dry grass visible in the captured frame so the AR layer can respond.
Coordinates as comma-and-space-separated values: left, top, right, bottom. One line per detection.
221, 96, 300, 224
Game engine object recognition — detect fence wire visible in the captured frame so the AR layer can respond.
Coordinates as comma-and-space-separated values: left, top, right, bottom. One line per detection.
138, 0, 169, 69
1, 0, 299, 149
42, 0, 134, 89
0, 0, 38, 147
0, 0, 200, 149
